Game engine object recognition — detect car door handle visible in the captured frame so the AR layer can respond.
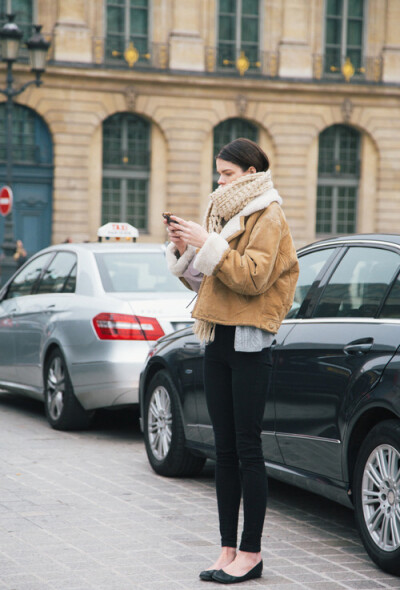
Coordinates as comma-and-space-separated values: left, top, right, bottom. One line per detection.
183, 342, 201, 350
344, 338, 374, 356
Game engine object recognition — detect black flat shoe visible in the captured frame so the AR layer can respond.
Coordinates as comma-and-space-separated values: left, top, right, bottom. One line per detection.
212, 560, 263, 584
199, 569, 217, 581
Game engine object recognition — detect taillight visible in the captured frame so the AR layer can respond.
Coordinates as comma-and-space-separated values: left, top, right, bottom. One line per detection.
92, 313, 165, 341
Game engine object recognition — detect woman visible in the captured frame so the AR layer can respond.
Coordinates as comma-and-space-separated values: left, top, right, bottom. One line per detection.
165, 138, 299, 584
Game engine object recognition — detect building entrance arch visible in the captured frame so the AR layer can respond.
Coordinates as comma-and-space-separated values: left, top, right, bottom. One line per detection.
0, 104, 53, 256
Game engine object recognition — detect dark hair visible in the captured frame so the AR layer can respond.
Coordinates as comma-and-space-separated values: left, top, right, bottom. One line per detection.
217, 137, 269, 172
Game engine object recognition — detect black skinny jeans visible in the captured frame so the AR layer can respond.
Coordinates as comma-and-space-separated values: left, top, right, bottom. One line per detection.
204, 324, 272, 553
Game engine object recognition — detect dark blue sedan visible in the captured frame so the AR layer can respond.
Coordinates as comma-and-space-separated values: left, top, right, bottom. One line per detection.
139, 234, 400, 576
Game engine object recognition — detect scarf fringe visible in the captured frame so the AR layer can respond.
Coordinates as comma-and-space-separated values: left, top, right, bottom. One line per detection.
193, 319, 216, 344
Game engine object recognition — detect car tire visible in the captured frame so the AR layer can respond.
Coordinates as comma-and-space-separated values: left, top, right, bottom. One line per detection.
143, 370, 206, 477
353, 419, 400, 575
44, 348, 93, 431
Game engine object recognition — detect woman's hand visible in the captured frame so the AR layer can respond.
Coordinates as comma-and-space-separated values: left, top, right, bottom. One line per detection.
163, 216, 187, 256
168, 216, 209, 249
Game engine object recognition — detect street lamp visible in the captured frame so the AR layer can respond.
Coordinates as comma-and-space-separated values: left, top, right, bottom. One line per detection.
0, 14, 50, 286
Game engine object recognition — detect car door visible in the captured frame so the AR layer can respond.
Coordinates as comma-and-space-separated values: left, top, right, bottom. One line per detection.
0, 253, 54, 386
273, 244, 400, 481
0, 294, 17, 383
12, 251, 77, 390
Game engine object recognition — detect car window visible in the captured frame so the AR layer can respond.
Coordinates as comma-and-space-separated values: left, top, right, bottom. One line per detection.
5, 253, 55, 299
36, 252, 77, 294
313, 246, 400, 318
95, 252, 188, 293
286, 248, 336, 318
379, 272, 400, 319
64, 263, 77, 293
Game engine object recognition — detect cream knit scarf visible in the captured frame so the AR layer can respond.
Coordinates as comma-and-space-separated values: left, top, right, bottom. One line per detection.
193, 170, 274, 344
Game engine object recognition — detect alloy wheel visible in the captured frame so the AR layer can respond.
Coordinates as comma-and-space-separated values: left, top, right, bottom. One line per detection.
46, 356, 65, 421
362, 444, 400, 552
147, 385, 173, 461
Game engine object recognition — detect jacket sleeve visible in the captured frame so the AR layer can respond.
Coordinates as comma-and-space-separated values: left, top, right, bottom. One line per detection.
194, 212, 284, 297
165, 242, 197, 292
165, 242, 196, 276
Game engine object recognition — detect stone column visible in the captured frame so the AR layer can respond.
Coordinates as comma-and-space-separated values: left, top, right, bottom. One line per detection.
53, 0, 92, 63
278, 0, 313, 78
382, 1, 400, 83
169, 0, 204, 71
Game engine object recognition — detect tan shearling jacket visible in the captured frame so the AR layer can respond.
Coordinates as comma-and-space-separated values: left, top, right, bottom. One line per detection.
166, 190, 299, 334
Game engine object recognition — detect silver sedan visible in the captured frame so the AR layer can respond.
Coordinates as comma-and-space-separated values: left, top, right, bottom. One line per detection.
0, 241, 194, 430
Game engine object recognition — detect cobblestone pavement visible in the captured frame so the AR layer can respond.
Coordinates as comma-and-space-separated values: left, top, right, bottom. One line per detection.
1, 392, 400, 590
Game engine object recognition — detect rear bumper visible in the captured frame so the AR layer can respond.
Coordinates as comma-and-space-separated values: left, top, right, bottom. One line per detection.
67, 342, 150, 409
71, 359, 143, 409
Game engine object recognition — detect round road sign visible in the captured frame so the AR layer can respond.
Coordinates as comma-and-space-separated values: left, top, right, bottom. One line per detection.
0, 186, 13, 217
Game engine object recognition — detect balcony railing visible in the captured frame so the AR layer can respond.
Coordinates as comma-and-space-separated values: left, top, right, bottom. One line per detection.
26, 32, 385, 85
205, 47, 279, 78
313, 54, 383, 83
92, 39, 169, 70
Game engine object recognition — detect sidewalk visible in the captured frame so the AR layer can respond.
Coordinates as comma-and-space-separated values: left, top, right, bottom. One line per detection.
0, 391, 399, 590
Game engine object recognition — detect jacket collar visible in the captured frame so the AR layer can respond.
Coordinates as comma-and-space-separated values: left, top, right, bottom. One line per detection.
220, 188, 283, 241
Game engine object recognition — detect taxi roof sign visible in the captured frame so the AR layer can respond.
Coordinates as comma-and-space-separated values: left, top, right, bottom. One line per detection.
97, 222, 139, 242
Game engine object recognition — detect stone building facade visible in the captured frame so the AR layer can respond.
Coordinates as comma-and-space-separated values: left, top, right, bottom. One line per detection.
0, 0, 399, 253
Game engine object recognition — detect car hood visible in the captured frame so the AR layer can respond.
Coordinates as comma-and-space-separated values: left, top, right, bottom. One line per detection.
110, 292, 195, 320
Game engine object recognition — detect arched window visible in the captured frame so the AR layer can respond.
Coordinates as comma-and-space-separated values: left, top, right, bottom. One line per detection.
217, 0, 260, 73
0, 104, 53, 254
102, 113, 150, 231
324, 0, 365, 77
0, 103, 52, 165
316, 124, 360, 235
105, 0, 149, 67
212, 117, 258, 187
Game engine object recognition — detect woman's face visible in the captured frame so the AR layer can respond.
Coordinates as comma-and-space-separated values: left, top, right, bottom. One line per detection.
216, 158, 256, 186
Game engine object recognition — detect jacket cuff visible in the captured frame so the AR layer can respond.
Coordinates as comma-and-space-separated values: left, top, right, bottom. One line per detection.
165, 243, 196, 277
194, 232, 229, 276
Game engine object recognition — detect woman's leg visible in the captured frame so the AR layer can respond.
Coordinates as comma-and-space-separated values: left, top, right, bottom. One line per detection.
217, 347, 271, 577
232, 348, 272, 553
204, 326, 242, 550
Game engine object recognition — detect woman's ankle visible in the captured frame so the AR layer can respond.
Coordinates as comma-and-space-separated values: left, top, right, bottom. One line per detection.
236, 550, 261, 563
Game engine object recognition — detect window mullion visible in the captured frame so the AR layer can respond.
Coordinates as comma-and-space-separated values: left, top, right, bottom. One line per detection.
236, 0, 242, 53
122, 119, 128, 161
125, 0, 130, 43
342, 0, 348, 61
332, 186, 338, 234
334, 128, 340, 169
121, 178, 127, 220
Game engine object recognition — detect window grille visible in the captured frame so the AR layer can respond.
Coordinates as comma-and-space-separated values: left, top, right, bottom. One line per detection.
316, 124, 360, 235
102, 113, 150, 231
324, 0, 364, 76
105, 0, 149, 66
217, 0, 260, 72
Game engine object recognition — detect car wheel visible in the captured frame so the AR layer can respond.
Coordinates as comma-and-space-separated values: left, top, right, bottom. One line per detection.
44, 349, 93, 431
143, 370, 205, 477
353, 419, 400, 575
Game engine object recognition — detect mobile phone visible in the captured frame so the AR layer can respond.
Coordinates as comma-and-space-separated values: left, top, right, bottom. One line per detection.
162, 212, 179, 224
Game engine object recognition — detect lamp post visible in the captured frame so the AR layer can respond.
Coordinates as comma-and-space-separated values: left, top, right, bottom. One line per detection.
0, 14, 50, 286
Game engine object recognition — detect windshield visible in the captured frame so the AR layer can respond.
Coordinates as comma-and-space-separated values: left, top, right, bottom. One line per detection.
95, 251, 188, 293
